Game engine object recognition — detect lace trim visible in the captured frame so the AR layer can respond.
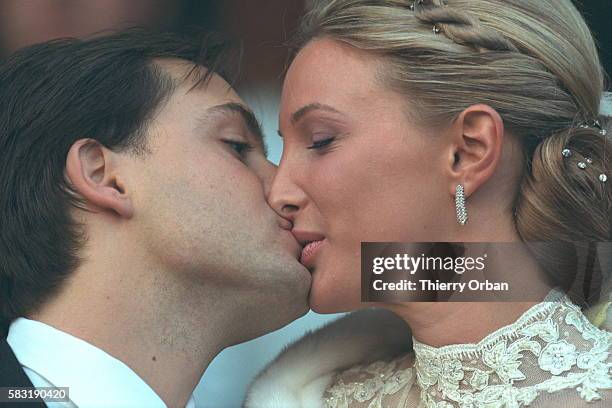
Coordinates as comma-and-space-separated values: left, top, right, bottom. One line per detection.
413, 288, 565, 358
414, 291, 612, 407
324, 355, 415, 408
322, 290, 611, 408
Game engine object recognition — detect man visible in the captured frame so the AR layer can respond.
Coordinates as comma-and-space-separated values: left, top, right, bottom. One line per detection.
0, 29, 311, 407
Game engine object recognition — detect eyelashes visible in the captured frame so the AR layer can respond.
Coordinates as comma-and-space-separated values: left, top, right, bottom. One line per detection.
223, 140, 254, 159
307, 136, 336, 150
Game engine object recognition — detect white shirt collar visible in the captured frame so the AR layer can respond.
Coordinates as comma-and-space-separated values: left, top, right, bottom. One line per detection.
7, 317, 196, 408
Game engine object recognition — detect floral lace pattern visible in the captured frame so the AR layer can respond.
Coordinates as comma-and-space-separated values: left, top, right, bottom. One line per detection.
324, 354, 415, 408
414, 291, 612, 407
322, 290, 611, 408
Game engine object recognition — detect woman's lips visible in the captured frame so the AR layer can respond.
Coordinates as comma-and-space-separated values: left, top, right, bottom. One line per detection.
300, 239, 325, 267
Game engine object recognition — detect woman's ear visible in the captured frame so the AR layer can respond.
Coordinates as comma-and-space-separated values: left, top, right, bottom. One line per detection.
447, 104, 504, 197
65, 139, 134, 218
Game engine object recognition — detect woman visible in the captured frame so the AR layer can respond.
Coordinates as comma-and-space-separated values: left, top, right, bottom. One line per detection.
246, 0, 611, 406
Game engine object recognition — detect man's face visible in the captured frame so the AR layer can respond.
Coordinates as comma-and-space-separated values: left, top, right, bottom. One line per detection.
123, 60, 311, 322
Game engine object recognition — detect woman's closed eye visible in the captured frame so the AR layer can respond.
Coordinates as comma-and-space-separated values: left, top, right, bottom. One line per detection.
307, 136, 336, 150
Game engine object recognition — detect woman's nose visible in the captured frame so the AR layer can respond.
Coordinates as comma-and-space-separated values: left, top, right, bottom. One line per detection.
265, 162, 306, 222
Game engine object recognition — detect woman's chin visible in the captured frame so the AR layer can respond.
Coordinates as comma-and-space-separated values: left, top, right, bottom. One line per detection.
308, 280, 362, 314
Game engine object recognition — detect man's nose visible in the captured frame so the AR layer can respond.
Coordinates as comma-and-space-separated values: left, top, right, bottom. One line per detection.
265, 161, 306, 222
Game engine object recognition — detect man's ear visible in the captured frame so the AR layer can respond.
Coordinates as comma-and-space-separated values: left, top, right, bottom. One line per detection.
447, 104, 504, 198
65, 139, 134, 218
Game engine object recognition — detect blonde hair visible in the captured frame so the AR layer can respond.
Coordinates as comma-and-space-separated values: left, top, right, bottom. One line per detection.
294, 0, 611, 305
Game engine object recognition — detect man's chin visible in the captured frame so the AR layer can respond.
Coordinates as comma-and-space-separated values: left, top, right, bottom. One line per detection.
255, 261, 311, 303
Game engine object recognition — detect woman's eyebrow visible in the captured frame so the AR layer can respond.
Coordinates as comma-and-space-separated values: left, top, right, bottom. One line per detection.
291, 103, 345, 124
278, 103, 347, 139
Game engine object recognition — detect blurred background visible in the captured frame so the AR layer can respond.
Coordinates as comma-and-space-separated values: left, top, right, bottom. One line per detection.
0, 1, 609, 407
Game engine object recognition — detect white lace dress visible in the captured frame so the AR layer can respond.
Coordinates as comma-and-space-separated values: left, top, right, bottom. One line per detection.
323, 291, 612, 407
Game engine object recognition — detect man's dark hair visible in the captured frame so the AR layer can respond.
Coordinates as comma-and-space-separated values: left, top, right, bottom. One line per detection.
0, 28, 234, 336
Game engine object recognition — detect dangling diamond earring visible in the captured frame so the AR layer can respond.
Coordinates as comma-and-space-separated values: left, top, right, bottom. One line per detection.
455, 184, 468, 225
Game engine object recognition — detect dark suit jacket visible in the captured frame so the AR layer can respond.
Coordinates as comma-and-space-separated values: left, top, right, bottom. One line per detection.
0, 337, 47, 407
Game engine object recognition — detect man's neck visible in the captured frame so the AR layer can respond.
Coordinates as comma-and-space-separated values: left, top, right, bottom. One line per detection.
29, 264, 238, 408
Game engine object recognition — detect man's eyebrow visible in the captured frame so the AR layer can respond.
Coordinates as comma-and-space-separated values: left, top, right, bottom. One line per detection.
291, 103, 344, 124
202, 102, 267, 156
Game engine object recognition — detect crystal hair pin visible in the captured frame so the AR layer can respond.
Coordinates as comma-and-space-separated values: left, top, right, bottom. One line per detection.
561, 131, 607, 183
562, 119, 608, 182
409, 1, 443, 33
561, 149, 607, 182
409, 0, 424, 10
578, 119, 607, 136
